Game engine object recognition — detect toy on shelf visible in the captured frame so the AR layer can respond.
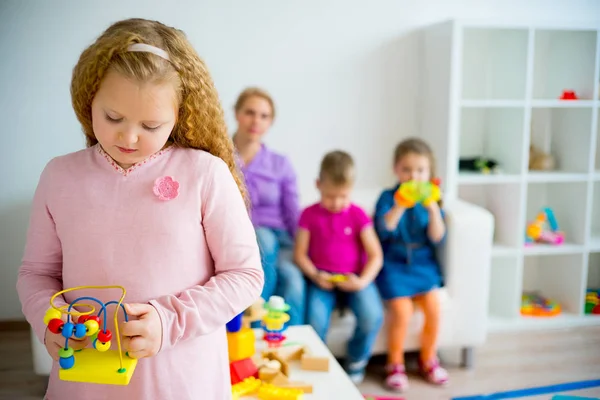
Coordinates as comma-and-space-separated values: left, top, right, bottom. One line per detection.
43, 285, 137, 385
394, 178, 441, 208
459, 157, 500, 174
525, 207, 565, 246
559, 89, 578, 100
529, 145, 556, 171
521, 292, 561, 317
585, 289, 600, 314
261, 296, 290, 348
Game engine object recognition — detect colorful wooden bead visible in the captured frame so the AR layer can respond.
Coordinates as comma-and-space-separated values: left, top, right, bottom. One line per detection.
58, 347, 74, 358
61, 322, 75, 338
44, 308, 62, 325
97, 330, 112, 343
59, 355, 75, 369
84, 320, 99, 336
48, 319, 64, 334
94, 339, 111, 352
73, 323, 87, 338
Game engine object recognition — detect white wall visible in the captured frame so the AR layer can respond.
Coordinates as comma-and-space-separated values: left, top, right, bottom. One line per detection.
1, 0, 599, 320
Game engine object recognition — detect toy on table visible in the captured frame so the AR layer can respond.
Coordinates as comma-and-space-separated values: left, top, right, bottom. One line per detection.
521, 292, 561, 317
394, 178, 441, 209
459, 157, 500, 174
585, 288, 600, 314
525, 207, 564, 246
42, 285, 137, 385
261, 296, 290, 348
227, 311, 259, 384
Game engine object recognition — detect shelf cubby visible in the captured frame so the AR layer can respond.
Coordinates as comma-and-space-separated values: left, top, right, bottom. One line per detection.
458, 183, 521, 249
529, 107, 593, 174
459, 107, 525, 176
461, 28, 529, 100
523, 253, 585, 315
532, 29, 598, 100
525, 182, 588, 247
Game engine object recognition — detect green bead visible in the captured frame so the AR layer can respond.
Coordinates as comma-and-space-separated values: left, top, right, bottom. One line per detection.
59, 347, 74, 358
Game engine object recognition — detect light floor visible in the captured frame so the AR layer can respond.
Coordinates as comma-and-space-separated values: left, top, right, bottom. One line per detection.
1, 325, 599, 399
358, 326, 600, 400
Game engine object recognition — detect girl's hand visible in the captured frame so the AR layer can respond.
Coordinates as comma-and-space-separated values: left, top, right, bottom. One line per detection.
314, 271, 335, 291
336, 273, 365, 292
44, 325, 89, 361
424, 198, 441, 213
121, 303, 162, 359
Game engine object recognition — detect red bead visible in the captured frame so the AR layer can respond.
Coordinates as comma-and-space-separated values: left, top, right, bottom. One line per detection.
97, 329, 112, 343
77, 315, 89, 323
48, 319, 64, 334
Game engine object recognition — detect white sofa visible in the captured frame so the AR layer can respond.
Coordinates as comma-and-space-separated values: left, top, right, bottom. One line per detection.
30, 189, 494, 375
316, 189, 495, 367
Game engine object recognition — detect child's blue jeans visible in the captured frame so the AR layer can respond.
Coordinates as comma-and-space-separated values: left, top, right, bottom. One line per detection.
255, 227, 306, 325
306, 282, 383, 364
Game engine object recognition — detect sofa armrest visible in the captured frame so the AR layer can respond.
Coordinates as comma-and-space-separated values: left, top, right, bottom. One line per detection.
440, 199, 494, 346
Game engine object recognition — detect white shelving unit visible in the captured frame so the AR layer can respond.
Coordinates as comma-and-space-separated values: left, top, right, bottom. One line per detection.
421, 20, 600, 332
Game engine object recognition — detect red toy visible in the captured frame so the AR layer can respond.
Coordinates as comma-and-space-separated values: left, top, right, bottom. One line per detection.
559, 90, 578, 100
229, 358, 258, 385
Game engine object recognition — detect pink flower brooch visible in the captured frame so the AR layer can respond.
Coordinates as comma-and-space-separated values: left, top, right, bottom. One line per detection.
153, 176, 179, 201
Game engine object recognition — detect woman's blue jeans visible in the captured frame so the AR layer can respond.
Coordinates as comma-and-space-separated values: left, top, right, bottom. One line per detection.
256, 227, 306, 325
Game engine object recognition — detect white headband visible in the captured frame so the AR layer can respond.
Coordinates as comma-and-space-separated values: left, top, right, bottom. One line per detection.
127, 43, 170, 62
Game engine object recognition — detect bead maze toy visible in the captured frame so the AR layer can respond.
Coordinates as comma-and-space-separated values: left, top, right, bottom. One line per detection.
43, 285, 137, 385
394, 178, 441, 208
525, 207, 565, 246
521, 292, 561, 317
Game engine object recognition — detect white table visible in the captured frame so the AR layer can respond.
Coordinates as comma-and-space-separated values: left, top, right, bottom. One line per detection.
240, 325, 364, 399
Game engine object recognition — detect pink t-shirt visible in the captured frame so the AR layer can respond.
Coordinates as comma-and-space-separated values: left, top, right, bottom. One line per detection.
298, 202, 373, 274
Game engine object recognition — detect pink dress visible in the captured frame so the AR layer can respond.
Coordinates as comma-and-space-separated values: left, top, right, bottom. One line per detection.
16, 144, 263, 399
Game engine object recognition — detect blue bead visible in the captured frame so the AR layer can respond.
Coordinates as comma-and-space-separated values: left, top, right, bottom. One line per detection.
59, 355, 75, 369
61, 322, 75, 339
73, 323, 87, 338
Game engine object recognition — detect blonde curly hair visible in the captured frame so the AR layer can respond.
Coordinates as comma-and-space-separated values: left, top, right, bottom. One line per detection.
70, 18, 246, 202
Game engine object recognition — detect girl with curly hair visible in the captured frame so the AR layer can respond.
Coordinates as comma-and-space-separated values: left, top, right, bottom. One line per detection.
16, 18, 263, 399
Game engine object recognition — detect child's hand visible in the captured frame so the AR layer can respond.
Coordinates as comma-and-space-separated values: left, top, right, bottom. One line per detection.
314, 271, 335, 291
44, 325, 89, 361
336, 273, 365, 292
424, 198, 440, 213
121, 303, 162, 359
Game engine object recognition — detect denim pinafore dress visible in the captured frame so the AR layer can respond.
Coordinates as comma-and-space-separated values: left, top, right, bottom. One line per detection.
373, 187, 445, 301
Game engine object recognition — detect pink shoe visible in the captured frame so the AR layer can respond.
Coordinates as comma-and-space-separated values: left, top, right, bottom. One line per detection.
418, 358, 449, 385
384, 364, 409, 392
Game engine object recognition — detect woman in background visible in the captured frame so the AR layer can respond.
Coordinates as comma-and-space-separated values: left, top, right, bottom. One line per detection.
233, 87, 306, 325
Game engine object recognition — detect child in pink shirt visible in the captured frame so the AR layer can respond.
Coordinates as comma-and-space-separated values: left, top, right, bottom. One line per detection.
294, 151, 384, 384
16, 18, 263, 399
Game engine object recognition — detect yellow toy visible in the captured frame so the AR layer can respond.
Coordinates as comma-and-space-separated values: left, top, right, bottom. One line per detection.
43, 285, 137, 385
232, 376, 262, 399
257, 382, 304, 400
227, 327, 256, 362
328, 274, 348, 283
394, 179, 441, 208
